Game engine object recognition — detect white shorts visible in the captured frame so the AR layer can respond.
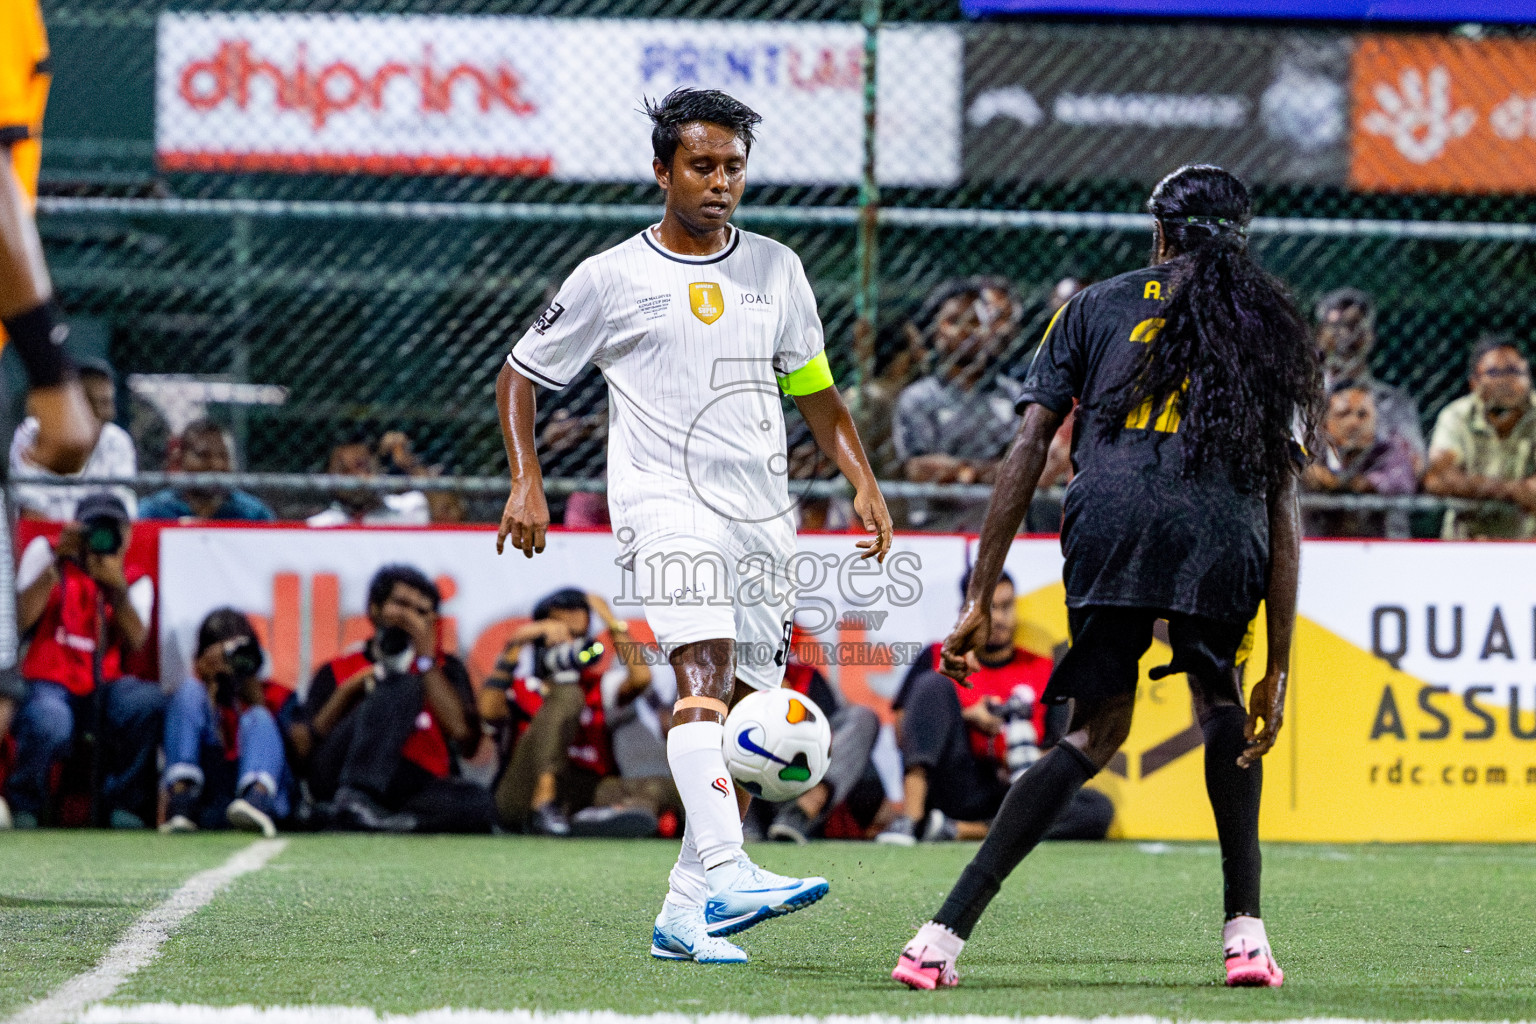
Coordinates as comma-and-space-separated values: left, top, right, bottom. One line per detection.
625, 534, 795, 692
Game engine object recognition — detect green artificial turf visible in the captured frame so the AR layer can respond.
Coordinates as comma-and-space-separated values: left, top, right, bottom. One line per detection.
0, 832, 250, 1016
3, 833, 1533, 1020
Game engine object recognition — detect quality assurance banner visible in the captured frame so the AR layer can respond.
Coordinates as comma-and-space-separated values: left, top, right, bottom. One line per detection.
155, 13, 960, 185
157, 526, 1536, 841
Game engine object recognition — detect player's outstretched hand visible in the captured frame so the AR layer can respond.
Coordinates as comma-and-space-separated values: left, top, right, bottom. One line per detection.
853, 486, 893, 563
1239, 668, 1287, 768
938, 601, 989, 684
496, 482, 549, 558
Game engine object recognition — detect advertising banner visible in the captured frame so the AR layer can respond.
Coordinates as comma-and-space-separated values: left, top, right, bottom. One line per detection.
157, 527, 1536, 841
1350, 35, 1536, 193
155, 13, 960, 185
961, 0, 1536, 23
963, 27, 1351, 186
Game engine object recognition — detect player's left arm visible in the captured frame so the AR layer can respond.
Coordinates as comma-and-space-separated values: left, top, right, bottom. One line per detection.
1241, 470, 1300, 768
776, 254, 891, 560
792, 383, 892, 562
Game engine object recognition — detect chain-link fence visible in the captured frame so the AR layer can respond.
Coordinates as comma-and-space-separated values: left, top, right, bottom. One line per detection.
25, 1, 1536, 529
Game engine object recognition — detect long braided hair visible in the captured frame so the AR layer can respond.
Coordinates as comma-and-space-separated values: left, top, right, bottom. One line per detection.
1099, 164, 1322, 495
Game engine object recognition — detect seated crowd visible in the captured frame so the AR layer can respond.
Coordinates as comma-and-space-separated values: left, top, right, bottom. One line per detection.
0, 549, 1117, 843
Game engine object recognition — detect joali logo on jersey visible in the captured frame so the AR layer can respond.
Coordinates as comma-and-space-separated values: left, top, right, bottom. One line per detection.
689, 283, 724, 325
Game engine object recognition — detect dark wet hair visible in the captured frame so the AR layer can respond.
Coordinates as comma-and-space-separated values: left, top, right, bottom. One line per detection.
367, 564, 440, 613
1469, 333, 1525, 376
1327, 378, 1374, 402
196, 607, 258, 656
645, 88, 763, 168
960, 566, 1014, 604
533, 587, 589, 622
1100, 164, 1321, 495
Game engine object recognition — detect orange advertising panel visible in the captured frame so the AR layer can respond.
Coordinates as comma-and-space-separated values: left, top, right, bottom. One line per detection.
1352, 35, 1536, 192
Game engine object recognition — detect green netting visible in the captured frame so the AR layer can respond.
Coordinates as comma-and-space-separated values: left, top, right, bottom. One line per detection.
27, 1, 1536, 525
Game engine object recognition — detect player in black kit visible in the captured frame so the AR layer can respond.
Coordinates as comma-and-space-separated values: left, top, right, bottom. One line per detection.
891, 165, 1321, 991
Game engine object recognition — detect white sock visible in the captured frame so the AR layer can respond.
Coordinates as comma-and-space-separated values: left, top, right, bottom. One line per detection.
666, 720, 743, 872
664, 824, 707, 911
913, 921, 965, 961
1223, 915, 1270, 953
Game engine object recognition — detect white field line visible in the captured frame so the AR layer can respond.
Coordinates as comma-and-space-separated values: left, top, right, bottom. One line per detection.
7, 840, 287, 1024
72, 1009, 1536, 1024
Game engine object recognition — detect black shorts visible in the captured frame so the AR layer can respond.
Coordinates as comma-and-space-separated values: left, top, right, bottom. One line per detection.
1042, 605, 1250, 711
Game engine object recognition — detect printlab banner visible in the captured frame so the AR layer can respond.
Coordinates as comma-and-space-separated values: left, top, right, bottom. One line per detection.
155, 13, 961, 185
158, 528, 1536, 841
963, 26, 1352, 186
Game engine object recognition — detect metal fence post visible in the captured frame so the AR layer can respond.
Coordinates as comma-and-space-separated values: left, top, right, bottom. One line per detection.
854, 0, 882, 392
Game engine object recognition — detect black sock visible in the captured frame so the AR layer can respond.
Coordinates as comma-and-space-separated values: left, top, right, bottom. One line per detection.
933, 743, 1096, 939
1202, 704, 1262, 919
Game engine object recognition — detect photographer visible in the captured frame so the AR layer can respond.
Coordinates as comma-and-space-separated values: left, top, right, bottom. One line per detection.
288, 564, 488, 832
488, 588, 676, 837
877, 568, 1113, 845
161, 609, 290, 836
6, 492, 161, 827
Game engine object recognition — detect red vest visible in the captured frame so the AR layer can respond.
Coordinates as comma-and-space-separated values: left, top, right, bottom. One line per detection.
511, 667, 612, 777
21, 559, 144, 696
929, 643, 1052, 763
323, 649, 455, 780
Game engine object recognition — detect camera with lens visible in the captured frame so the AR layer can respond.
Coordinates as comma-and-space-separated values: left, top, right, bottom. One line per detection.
994, 684, 1042, 781
214, 634, 264, 707
375, 624, 417, 675
82, 516, 123, 556
534, 637, 605, 686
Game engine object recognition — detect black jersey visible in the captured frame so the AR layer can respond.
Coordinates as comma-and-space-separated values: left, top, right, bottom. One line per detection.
1017, 265, 1270, 624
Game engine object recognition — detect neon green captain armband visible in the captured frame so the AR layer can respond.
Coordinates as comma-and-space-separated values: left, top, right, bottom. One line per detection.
777, 352, 835, 396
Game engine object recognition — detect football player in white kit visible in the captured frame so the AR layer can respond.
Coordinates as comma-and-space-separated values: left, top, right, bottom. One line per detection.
495, 88, 892, 963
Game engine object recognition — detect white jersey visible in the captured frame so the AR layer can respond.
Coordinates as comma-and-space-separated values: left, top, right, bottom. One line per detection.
509, 225, 824, 560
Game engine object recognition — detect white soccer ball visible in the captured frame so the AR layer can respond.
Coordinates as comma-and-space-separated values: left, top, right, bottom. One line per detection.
722, 688, 833, 803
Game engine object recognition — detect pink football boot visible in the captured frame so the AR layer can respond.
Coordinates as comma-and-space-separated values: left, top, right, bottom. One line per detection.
892, 922, 963, 990
1223, 915, 1284, 987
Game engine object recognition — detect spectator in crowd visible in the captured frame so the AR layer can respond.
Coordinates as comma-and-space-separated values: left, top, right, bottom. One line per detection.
1302, 381, 1419, 538
893, 277, 1025, 529
7, 492, 160, 827
138, 419, 274, 522
161, 609, 290, 837
376, 430, 465, 524
1315, 288, 1425, 466
540, 405, 609, 527
844, 307, 924, 480
758, 633, 882, 844
10, 358, 137, 521
877, 568, 1113, 845
285, 565, 488, 831
307, 438, 428, 527
1424, 335, 1536, 539
488, 588, 678, 837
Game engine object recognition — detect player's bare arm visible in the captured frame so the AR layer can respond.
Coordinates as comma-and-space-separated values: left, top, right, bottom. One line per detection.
495, 362, 550, 558
0, 151, 95, 472
1242, 470, 1300, 768
939, 403, 1061, 681
791, 385, 892, 561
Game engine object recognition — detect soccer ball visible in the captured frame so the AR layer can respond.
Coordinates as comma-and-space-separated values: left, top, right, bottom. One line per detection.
722, 688, 833, 803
